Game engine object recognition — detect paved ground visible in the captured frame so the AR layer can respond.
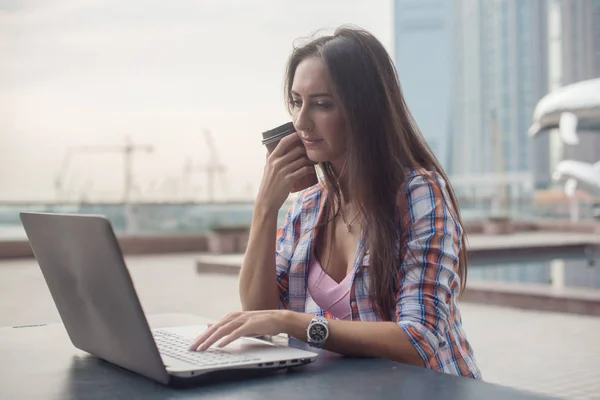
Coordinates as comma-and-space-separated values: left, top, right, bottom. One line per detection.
462, 303, 600, 400
1, 253, 599, 399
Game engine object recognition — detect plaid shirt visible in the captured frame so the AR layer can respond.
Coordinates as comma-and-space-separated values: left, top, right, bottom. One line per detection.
275, 169, 481, 379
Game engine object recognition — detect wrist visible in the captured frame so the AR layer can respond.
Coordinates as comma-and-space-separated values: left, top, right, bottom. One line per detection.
279, 310, 312, 340
252, 200, 279, 222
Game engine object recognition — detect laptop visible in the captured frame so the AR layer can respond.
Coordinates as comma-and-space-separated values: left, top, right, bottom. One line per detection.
19, 212, 318, 385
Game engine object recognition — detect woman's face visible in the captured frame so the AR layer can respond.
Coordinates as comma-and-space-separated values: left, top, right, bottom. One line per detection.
290, 57, 347, 166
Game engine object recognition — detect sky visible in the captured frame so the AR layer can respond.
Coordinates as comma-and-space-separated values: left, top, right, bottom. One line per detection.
0, 0, 393, 202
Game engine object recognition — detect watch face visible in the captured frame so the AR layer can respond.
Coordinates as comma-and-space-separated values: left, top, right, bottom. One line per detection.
309, 323, 327, 342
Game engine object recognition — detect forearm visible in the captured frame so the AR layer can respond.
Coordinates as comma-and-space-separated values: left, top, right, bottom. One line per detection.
282, 311, 425, 368
238, 206, 280, 311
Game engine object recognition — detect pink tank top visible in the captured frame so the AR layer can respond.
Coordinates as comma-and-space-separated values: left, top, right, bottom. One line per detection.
307, 257, 352, 320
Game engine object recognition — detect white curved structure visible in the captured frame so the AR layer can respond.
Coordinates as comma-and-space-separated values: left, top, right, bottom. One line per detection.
529, 78, 600, 144
552, 159, 600, 196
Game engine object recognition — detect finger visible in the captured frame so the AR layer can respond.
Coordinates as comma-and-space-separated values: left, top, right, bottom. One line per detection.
188, 316, 236, 351
188, 325, 218, 351
287, 166, 317, 183
197, 321, 242, 351
217, 323, 256, 349
271, 132, 302, 157
271, 143, 306, 165
284, 157, 316, 175
271, 148, 311, 176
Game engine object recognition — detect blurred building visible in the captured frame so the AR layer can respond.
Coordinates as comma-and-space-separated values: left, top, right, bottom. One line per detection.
534, 0, 600, 190
559, 0, 600, 86
394, 0, 599, 199
392, 0, 453, 170
450, 0, 549, 185
544, 0, 600, 291
396, 0, 600, 290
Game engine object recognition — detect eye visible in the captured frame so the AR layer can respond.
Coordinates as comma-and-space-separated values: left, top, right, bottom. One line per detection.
290, 98, 302, 108
315, 101, 332, 109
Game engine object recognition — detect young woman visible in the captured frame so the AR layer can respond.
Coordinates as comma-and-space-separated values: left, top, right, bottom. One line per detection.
190, 26, 481, 379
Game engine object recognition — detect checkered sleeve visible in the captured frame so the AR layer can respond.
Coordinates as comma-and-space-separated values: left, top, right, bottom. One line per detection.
274, 196, 303, 309
395, 173, 463, 370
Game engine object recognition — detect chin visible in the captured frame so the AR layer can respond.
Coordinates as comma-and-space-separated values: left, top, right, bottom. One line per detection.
305, 149, 329, 164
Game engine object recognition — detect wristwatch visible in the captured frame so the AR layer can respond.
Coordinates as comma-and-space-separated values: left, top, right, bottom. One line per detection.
306, 316, 329, 348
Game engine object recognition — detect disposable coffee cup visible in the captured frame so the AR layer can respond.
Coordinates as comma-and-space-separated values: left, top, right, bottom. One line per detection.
261, 122, 319, 192
261, 121, 297, 152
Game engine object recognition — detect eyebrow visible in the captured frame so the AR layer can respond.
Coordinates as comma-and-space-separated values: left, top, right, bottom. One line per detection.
291, 90, 332, 98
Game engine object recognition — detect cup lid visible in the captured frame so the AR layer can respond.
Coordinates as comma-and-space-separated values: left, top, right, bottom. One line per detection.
262, 121, 295, 140
261, 131, 292, 145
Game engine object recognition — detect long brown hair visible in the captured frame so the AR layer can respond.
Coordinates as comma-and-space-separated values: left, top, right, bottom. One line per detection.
284, 26, 468, 320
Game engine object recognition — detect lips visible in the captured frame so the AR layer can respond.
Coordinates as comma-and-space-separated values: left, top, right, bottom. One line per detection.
301, 137, 322, 144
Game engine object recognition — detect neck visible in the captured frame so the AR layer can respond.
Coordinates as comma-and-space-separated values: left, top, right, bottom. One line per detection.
327, 159, 362, 233
328, 158, 351, 207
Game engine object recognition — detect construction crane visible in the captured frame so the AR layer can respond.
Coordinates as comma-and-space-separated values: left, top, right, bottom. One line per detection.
181, 157, 196, 202
202, 128, 228, 202
182, 129, 228, 203
54, 136, 153, 232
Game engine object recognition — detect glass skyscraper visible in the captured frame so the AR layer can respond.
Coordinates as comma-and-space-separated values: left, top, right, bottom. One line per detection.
393, 0, 453, 170
450, 0, 549, 179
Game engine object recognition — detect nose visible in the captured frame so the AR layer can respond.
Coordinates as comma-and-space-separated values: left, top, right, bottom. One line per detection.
293, 102, 313, 133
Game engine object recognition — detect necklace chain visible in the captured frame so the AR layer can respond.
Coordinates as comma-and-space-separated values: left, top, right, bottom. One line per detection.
340, 208, 359, 233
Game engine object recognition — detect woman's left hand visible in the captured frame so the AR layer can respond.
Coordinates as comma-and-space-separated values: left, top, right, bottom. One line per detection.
188, 310, 289, 352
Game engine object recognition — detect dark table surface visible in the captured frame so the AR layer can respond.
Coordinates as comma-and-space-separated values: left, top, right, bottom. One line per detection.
0, 313, 558, 400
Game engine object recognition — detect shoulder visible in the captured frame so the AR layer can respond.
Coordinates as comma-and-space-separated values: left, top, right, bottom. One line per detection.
397, 168, 458, 224
401, 168, 450, 198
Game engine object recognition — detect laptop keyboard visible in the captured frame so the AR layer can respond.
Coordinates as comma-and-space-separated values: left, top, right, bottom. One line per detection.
153, 329, 261, 367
